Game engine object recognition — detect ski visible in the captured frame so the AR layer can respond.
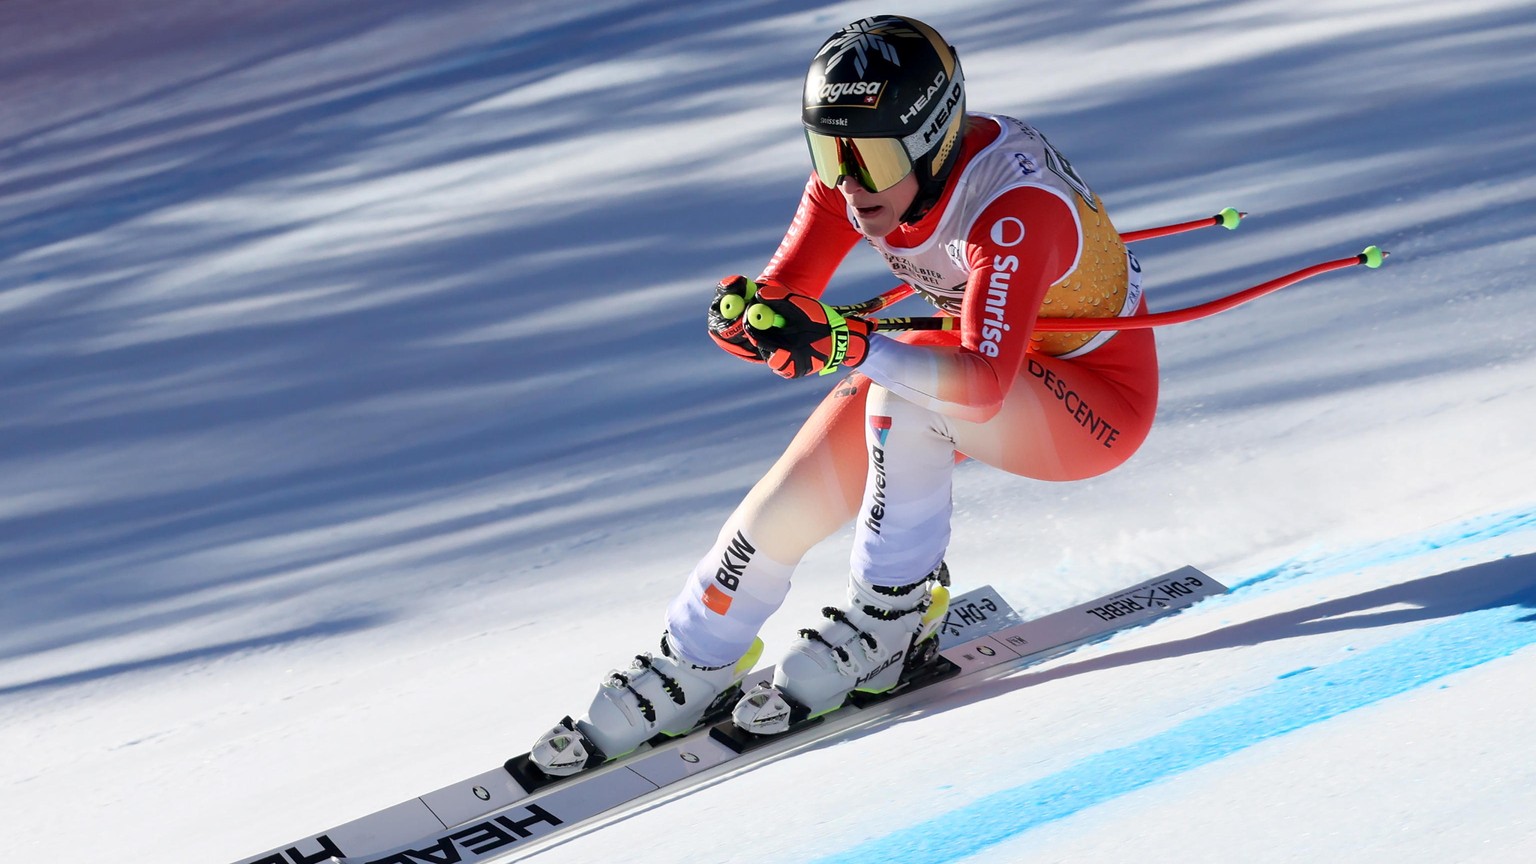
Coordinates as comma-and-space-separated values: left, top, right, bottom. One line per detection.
233, 568, 1225, 864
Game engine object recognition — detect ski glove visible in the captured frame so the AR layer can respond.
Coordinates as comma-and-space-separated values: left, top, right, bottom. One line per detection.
707, 275, 765, 363
743, 285, 874, 379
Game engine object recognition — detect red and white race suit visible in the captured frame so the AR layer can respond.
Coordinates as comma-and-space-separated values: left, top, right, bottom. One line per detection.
668, 114, 1160, 667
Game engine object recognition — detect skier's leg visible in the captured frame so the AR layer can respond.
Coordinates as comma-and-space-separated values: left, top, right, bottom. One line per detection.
665, 322, 1160, 672
531, 378, 876, 774
946, 324, 1158, 480
665, 376, 871, 667
745, 380, 959, 723
740, 326, 1159, 728
848, 382, 958, 587
835, 323, 1156, 595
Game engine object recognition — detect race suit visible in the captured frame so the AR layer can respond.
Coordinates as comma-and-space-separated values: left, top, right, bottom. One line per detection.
667, 113, 1159, 667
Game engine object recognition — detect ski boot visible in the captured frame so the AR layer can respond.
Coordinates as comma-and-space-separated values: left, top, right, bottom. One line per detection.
527, 632, 763, 778
732, 563, 951, 735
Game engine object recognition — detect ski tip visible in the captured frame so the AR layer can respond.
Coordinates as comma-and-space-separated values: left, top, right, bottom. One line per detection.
1217, 207, 1245, 229
1359, 245, 1388, 269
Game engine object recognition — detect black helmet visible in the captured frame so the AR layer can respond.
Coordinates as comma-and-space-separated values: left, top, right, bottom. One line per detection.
801, 16, 966, 223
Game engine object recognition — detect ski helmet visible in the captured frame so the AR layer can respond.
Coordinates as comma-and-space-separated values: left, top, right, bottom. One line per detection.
802, 16, 966, 223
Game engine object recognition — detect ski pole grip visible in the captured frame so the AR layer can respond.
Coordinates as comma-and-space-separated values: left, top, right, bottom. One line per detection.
718, 293, 747, 321
717, 278, 760, 321
746, 303, 786, 330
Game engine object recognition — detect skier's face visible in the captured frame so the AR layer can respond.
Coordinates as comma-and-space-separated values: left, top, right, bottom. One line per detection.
838, 171, 918, 238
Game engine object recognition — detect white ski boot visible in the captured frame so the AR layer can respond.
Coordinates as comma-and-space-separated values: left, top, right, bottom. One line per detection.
732, 564, 950, 735
529, 632, 763, 777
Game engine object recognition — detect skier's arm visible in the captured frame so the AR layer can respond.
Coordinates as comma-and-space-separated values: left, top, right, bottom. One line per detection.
709, 177, 860, 363
755, 175, 862, 297
855, 185, 1082, 423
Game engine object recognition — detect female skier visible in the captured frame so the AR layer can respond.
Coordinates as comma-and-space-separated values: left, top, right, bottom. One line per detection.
531, 14, 1158, 776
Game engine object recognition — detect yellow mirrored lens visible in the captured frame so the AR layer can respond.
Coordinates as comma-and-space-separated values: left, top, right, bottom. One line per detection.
847, 138, 912, 192
805, 132, 846, 188
805, 132, 912, 192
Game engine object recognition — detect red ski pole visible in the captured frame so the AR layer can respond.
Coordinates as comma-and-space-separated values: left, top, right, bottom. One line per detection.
822, 209, 1248, 321
1120, 206, 1245, 243
865, 246, 1388, 333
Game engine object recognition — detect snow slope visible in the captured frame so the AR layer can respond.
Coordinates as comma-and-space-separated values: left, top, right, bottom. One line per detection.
1, 0, 1534, 861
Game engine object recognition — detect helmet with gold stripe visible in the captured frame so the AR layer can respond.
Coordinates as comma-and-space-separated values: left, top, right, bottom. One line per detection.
801, 16, 966, 222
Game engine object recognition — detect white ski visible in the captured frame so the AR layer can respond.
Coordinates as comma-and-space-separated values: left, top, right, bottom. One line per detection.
232, 567, 1224, 864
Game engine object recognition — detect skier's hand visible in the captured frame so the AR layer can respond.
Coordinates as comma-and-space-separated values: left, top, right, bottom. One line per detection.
743, 285, 873, 379
708, 275, 766, 363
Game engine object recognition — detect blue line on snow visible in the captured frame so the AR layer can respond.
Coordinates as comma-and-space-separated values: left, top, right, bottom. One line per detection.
814, 589, 1536, 864
1235, 507, 1536, 592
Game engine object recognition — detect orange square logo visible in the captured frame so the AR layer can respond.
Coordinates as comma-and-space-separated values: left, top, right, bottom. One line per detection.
702, 584, 734, 615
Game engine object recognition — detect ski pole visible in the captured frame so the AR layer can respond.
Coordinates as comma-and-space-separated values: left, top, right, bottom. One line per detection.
832, 283, 916, 317
730, 209, 1251, 328
859, 246, 1388, 333
741, 284, 918, 330
811, 208, 1247, 322
1120, 206, 1245, 243
721, 281, 920, 324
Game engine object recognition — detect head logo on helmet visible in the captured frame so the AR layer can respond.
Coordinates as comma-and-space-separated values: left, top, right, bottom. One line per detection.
802, 16, 967, 223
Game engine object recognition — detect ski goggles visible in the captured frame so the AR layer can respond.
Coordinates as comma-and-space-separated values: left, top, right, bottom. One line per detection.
805, 131, 913, 193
